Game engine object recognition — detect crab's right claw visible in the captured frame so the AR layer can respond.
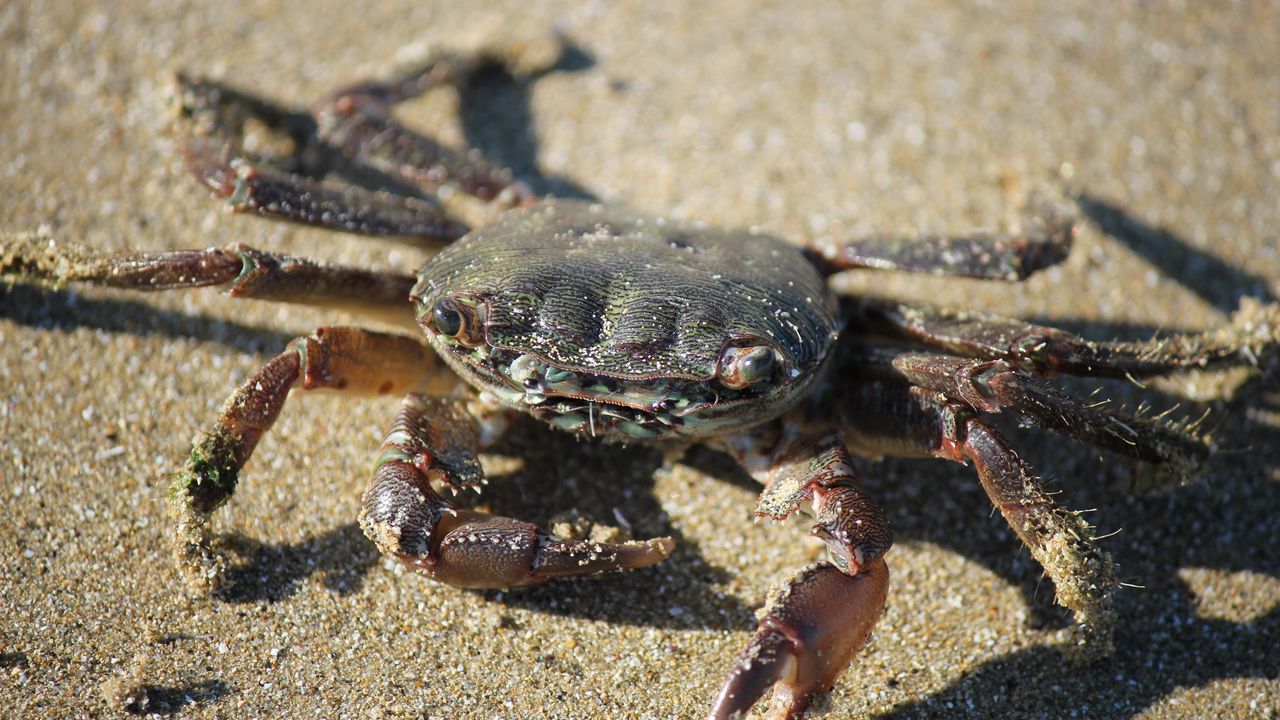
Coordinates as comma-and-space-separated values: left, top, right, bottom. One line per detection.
709, 559, 889, 720
360, 393, 676, 589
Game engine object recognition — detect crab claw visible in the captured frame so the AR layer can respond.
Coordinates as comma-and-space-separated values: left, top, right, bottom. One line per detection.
360, 393, 675, 589
400, 509, 674, 588
360, 463, 674, 589
708, 558, 889, 720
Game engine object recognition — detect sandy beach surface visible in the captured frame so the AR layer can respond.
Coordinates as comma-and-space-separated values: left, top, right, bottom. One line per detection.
2, 2, 1278, 718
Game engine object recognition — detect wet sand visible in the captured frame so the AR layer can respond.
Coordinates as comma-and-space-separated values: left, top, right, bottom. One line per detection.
2, 2, 1278, 718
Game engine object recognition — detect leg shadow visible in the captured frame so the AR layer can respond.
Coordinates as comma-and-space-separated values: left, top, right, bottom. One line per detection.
1077, 193, 1276, 310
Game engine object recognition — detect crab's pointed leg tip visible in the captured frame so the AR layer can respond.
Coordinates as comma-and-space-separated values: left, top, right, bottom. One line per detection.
651, 536, 677, 559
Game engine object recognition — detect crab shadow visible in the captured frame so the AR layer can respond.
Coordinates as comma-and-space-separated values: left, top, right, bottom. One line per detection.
214, 523, 380, 603
1077, 192, 1277, 310
0, 282, 296, 354
458, 39, 598, 201
884, 580, 1279, 719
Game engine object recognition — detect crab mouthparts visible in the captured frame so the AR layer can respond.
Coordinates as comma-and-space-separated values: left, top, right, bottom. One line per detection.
497, 351, 725, 440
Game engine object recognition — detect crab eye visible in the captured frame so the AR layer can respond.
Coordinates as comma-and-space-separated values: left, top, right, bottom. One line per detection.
430, 298, 484, 346
719, 345, 778, 390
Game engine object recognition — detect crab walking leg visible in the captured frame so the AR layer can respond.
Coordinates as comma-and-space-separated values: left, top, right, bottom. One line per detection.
175, 75, 469, 243
710, 429, 892, 719
312, 43, 555, 208
360, 394, 674, 588
806, 200, 1076, 280
1, 236, 418, 328
860, 299, 1280, 379
174, 327, 452, 588
841, 381, 1117, 653
872, 350, 1211, 483
174, 35, 565, 242
314, 95, 531, 211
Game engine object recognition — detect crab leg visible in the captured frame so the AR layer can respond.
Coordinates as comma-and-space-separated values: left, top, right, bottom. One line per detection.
710, 429, 892, 719
865, 349, 1211, 481
360, 394, 674, 588
172, 327, 452, 588
175, 74, 470, 244
174, 36, 563, 242
311, 45, 547, 208
860, 299, 1279, 379
1, 236, 417, 327
841, 380, 1117, 653
806, 200, 1075, 280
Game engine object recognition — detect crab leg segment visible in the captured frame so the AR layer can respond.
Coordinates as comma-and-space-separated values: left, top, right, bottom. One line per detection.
807, 200, 1075, 280
314, 49, 541, 209
361, 394, 674, 588
746, 433, 892, 575
944, 408, 1115, 651
172, 327, 445, 587
712, 428, 892, 718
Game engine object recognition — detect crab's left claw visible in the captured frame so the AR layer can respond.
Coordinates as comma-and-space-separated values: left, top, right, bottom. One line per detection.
708, 558, 889, 720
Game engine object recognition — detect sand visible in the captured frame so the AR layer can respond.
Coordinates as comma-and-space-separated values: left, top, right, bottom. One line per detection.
2, 1, 1278, 718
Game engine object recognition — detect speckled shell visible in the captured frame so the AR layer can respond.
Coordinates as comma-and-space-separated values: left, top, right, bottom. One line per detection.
413, 199, 838, 379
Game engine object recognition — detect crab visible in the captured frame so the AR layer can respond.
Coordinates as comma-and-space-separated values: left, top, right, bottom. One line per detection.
4, 36, 1277, 720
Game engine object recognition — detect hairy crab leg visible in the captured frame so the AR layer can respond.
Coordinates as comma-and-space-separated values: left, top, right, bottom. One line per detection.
857, 349, 1211, 483
841, 380, 1117, 654
172, 327, 452, 588
805, 199, 1076, 280
710, 428, 892, 719
1, 236, 417, 328
859, 298, 1280, 379
360, 394, 674, 588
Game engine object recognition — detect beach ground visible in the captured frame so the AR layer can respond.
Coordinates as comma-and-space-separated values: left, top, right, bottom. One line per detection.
2, 2, 1278, 718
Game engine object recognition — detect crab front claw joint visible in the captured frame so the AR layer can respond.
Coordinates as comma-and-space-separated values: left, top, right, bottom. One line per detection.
708, 559, 889, 720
